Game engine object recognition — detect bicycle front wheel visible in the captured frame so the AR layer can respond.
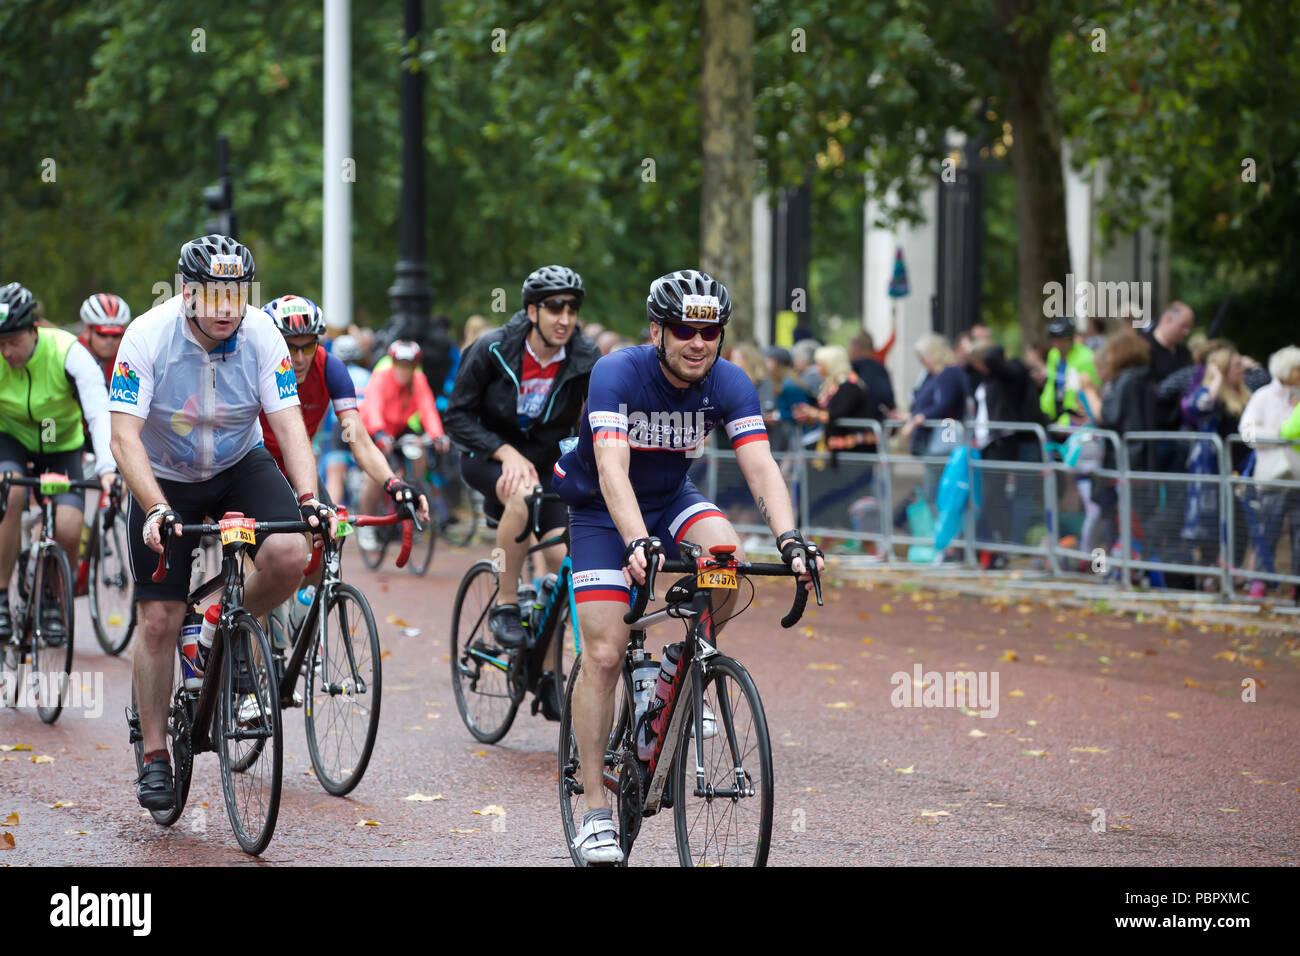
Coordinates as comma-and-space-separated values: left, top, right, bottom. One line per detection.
33, 546, 74, 724
305, 583, 382, 796
449, 560, 518, 742
672, 655, 773, 867
90, 510, 135, 655
217, 611, 283, 855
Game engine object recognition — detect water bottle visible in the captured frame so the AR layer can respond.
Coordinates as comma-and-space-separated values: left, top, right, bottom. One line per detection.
178, 610, 204, 693
287, 586, 315, 644
533, 573, 558, 622
638, 642, 683, 760
632, 649, 660, 761
195, 604, 220, 676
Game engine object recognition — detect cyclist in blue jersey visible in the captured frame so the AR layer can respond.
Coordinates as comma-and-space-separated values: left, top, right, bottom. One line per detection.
551, 270, 823, 864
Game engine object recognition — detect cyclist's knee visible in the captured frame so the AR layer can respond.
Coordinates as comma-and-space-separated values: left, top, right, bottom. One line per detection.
4, 484, 24, 515
139, 601, 184, 649
255, 533, 308, 579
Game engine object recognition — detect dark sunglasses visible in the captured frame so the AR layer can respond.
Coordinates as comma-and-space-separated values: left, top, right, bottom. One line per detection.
540, 297, 581, 314
666, 322, 722, 342
286, 340, 319, 357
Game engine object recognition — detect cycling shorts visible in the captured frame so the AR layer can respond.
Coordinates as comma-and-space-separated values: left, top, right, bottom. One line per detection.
0, 435, 87, 510
565, 476, 725, 605
126, 447, 302, 602
460, 450, 567, 529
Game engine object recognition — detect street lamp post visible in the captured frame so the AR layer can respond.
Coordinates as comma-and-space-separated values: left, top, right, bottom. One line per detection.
387, 0, 433, 342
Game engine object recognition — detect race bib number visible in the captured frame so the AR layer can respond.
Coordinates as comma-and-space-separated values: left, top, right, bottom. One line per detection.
218, 516, 256, 546
681, 293, 721, 323
210, 254, 244, 278
696, 568, 737, 590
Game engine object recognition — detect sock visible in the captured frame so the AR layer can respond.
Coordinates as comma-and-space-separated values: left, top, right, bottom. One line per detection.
143, 749, 170, 765
582, 808, 611, 824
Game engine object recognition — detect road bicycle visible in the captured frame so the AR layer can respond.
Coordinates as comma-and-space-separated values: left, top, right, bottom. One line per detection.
558, 537, 821, 867
0, 471, 102, 722
358, 434, 437, 575
126, 511, 318, 855
450, 486, 576, 743
427, 447, 479, 548
74, 475, 136, 655
257, 501, 420, 794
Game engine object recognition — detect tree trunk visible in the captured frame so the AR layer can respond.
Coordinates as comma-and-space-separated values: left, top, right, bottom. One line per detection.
700, 0, 754, 339
991, 0, 1071, 346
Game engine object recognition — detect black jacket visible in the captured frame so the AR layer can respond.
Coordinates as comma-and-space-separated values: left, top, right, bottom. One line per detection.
443, 310, 599, 465
850, 356, 896, 419
1101, 365, 1157, 471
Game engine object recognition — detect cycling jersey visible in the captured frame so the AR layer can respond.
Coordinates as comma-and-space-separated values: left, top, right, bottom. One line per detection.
258, 345, 357, 471
359, 363, 445, 439
77, 332, 115, 387
552, 345, 767, 507
108, 294, 299, 482
0, 326, 116, 474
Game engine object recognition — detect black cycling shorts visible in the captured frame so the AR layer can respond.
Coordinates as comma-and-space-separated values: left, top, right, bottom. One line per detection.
460, 450, 568, 529
0, 435, 87, 510
127, 447, 302, 602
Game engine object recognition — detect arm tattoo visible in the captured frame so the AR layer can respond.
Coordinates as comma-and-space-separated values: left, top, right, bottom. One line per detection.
757, 495, 771, 526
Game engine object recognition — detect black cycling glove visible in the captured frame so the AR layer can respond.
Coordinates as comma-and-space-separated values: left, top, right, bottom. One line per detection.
384, 476, 415, 505
777, 530, 819, 572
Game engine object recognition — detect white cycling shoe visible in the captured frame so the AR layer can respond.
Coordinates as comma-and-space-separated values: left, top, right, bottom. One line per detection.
573, 809, 625, 865
687, 703, 717, 740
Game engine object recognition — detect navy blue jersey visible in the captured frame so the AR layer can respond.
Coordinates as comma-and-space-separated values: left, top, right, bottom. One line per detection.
553, 345, 766, 505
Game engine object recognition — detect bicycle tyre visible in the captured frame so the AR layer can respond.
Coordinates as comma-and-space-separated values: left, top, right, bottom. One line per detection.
33, 546, 75, 724
435, 462, 478, 548
671, 655, 773, 867
130, 659, 193, 828
559, 655, 635, 867
449, 560, 519, 743
89, 509, 136, 655
217, 611, 283, 855
305, 582, 382, 796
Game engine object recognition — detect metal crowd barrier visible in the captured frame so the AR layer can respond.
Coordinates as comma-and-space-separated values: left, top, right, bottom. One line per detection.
691, 419, 1300, 599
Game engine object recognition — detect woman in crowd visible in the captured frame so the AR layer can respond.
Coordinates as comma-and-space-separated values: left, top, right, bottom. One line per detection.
898, 334, 968, 506
1239, 345, 1300, 598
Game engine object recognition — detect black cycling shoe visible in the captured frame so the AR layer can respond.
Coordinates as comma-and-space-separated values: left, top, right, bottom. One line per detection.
136, 754, 176, 811
488, 603, 526, 649
536, 670, 562, 722
39, 606, 66, 646
0, 604, 12, 643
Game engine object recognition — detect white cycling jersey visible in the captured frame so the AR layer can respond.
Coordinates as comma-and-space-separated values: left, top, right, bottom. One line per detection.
108, 294, 299, 482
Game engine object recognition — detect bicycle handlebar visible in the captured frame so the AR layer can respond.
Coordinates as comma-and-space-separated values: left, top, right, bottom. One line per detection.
622, 539, 823, 629
152, 517, 322, 583
0, 471, 105, 522
352, 503, 419, 568
515, 483, 565, 543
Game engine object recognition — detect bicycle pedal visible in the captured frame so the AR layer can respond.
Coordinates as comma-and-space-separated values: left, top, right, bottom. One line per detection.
125, 707, 143, 744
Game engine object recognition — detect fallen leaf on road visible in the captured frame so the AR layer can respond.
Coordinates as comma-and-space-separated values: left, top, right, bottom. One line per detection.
895, 765, 915, 774
1217, 808, 1239, 812
999, 650, 1019, 662
64, 830, 87, 835
1070, 747, 1110, 754
1026, 720, 1038, 726
385, 615, 411, 628
1184, 677, 1201, 688
471, 751, 487, 757
356, 819, 380, 827
803, 787, 818, 793
880, 604, 895, 614
801, 626, 816, 638
1166, 712, 1182, 719
807, 663, 841, 671
1213, 651, 1237, 662
404, 793, 445, 802
2, 813, 16, 826
473, 805, 506, 816
32, 755, 53, 764
1008, 690, 1025, 698
0, 833, 13, 850
861, 637, 874, 645
825, 701, 854, 710
1097, 656, 1111, 664
968, 729, 988, 738
95, 743, 110, 750
917, 810, 949, 817
986, 803, 1007, 808
450, 828, 481, 834
1249, 779, 1282, 785
1022, 750, 1051, 757
0, 744, 32, 752
1110, 824, 1132, 830
44, 801, 74, 809
857, 613, 870, 621
380, 650, 393, 661
1033, 654, 1049, 663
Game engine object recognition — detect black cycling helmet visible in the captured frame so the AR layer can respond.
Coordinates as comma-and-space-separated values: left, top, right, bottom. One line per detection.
264, 295, 326, 338
521, 265, 584, 308
646, 270, 731, 383
0, 282, 38, 335
178, 234, 256, 285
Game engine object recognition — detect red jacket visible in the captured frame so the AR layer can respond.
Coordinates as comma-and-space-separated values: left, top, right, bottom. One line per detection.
360, 364, 445, 438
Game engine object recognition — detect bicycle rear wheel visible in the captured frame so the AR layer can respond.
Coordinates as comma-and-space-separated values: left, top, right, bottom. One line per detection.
434, 455, 477, 548
449, 560, 518, 742
90, 509, 135, 655
129, 654, 193, 827
672, 655, 773, 867
305, 583, 382, 796
559, 656, 636, 867
217, 611, 283, 855
32, 546, 74, 724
